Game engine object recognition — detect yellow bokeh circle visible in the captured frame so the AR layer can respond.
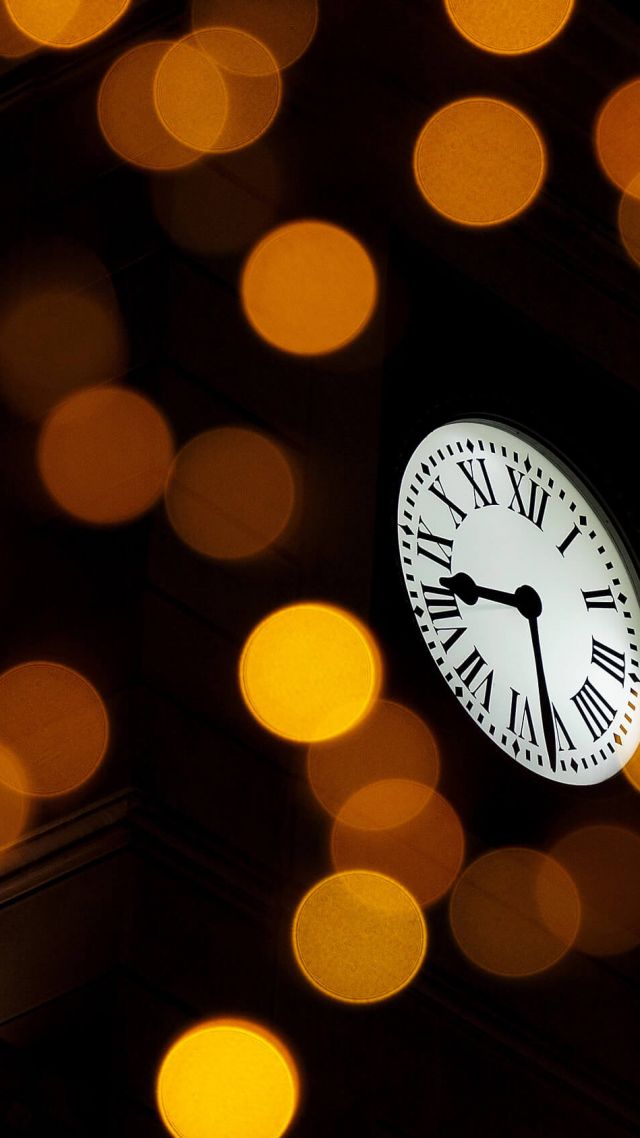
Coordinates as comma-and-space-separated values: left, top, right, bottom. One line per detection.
292, 870, 427, 1003
444, 0, 574, 55
157, 1018, 299, 1138
239, 603, 381, 742
414, 98, 546, 227
241, 220, 378, 355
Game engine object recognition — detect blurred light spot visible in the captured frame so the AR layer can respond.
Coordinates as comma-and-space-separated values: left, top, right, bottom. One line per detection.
551, 825, 640, 956
38, 385, 174, 525
190, 27, 281, 152
165, 427, 294, 560
595, 80, 640, 193
239, 603, 381, 743
449, 848, 580, 977
157, 1018, 299, 1138
154, 34, 229, 152
444, 0, 573, 54
292, 870, 427, 1003
5, 0, 130, 48
0, 3, 37, 57
241, 220, 377, 355
98, 41, 200, 171
0, 245, 127, 420
0, 746, 30, 851
192, 0, 318, 70
618, 173, 640, 267
152, 145, 280, 258
307, 699, 440, 821
0, 662, 109, 797
332, 783, 464, 906
622, 742, 640, 791
414, 98, 546, 227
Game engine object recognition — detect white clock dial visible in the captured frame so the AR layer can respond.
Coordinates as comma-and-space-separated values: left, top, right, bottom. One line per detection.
397, 419, 640, 785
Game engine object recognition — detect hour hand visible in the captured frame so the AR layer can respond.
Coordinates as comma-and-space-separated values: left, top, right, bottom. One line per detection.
440, 572, 540, 615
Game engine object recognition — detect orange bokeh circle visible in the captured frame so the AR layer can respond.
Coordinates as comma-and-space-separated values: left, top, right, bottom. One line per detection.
165, 427, 294, 560
595, 79, 640, 193
5, 0, 130, 49
414, 98, 546, 227
551, 825, 640, 957
444, 0, 574, 55
98, 41, 200, 171
38, 385, 174, 525
0, 745, 30, 851
307, 699, 440, 820
331, 783, 464, 907
450, 847, 580, 977
241, 220, 378, 356
0, 662, 109, 798
193, 27, 282, 152
192, 0, 318, 70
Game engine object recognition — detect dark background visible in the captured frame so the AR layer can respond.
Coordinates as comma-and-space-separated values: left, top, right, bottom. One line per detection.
0, 0, 638, 1133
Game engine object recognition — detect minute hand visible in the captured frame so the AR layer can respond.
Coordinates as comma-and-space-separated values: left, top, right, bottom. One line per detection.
527, 613, 557, 772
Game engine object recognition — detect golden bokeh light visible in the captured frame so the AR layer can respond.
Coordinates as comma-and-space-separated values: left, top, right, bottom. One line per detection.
157, 1018, 299, 1138
5, 0, 130, 49
38, 385, 174, 526
0, 746, 30, 851
307, 699, 440, 821
0, 662, 109, 798
151, 145, 280, 257
190, 27, 281, 152
98, 41, 200, 171
0, 3, 37, 57
332, 783, 464, 907
414, 98, 546, 227
617, 174, 640, 267
551, 825, 640, 957
444, 0, 573, 55
154, 34, 229, 152
595, 80, 640, 193
292, 870, 427, 1003
241, 220, 378, 355
165, 427, 294, 560
622, 741, 640, 791
0, 251, 127, 420
239, 603, 381, 743
192, 0, 318, 71
449, 848, 580, 977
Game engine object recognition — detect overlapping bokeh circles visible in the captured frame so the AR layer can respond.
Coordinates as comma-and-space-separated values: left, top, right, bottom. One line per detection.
165, 427, 294, 560
449, 848, 580, 977
5, 0, 130, 49
414, 98, 546, 227
98, 41, 200, 171
444, 0, 574, 55
0, 243, 127, 420
157, 1018, 300, 1138
239, 603, 381, 742
0, 745, 30, 851
38, 385, 174, 525
595, 79, 640, 194
551, 825, 640, 956
241, 220, 378, 355
307, 699, 440, 821
0, 2, 37, 57
292, 870, 427, 1003
0, 662, 109, 798
331, 783, 464, 907
191, 0, 318, 70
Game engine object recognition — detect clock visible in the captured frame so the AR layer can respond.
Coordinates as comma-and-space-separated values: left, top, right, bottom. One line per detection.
397, 418, 640, 785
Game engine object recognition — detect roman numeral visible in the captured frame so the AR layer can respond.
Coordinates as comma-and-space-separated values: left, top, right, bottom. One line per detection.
428, 476, 467, 530
457, 458, 498, 509
455, 647, 494, 710
591, 637, 625, 684
552, 704, 576, 752
582, 587, 617, 611
420, 581, 467, 652
506, 466, 550, 530
508, 688, 538, 744
557, 524, 580, 557
416, 518, 453, 572
571, 678, 616, 741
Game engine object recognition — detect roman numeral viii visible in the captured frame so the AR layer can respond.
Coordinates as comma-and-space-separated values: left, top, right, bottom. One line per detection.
506, 466, 550, 530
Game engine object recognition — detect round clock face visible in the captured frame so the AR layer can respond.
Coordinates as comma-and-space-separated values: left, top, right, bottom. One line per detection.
397, 418, 640, 785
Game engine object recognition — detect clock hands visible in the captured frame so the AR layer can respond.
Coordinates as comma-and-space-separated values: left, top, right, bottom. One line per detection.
440, 573, 557, 771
